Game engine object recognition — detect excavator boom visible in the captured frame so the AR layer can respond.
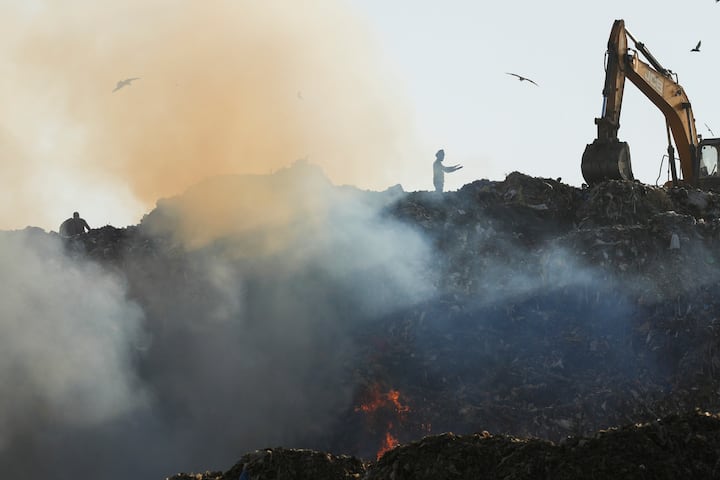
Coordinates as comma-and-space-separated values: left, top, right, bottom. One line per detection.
582, 19, 709, 186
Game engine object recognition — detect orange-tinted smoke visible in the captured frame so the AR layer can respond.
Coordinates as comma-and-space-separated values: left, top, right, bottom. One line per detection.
0, 0, 417, 231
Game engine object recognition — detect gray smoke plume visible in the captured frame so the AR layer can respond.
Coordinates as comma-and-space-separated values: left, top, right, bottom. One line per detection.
0, 165, 437, 478
0, 229, 148, 459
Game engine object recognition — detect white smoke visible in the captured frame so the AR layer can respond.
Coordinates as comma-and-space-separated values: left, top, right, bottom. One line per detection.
0, 230, 148, 451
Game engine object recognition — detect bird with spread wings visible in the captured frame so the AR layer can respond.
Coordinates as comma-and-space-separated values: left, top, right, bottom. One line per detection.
506, 72, 539, 86
112, 77, 141, 93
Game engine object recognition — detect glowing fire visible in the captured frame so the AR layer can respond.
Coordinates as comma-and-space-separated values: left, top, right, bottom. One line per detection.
354, 385, 410, 415
354, 384, 410, 459
376, 425, 399, 460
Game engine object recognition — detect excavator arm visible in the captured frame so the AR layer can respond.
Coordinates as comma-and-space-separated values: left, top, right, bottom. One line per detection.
593, 20, 628, 144
582, 19, 701, 185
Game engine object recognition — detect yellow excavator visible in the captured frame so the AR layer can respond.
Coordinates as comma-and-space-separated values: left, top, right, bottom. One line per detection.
582, 19, 720, 189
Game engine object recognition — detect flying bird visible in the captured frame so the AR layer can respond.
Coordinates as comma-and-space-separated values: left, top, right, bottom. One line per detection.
506, 72, 539, 86
705, 123, 715, 136
691, 41, 702, 52
112, 77, 141, 92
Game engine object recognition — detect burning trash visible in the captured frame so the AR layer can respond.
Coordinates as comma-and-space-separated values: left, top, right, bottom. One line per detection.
354, 384, 410, 459
5, 166, 720, 478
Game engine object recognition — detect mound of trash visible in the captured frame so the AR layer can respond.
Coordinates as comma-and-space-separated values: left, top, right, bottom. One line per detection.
154, 171, 720, 477
168, 410, 720, 480
5, 165, 720, 479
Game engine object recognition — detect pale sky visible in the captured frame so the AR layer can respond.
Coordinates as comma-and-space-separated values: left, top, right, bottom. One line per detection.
2, 0, 720, 231
349, 0, 720, 191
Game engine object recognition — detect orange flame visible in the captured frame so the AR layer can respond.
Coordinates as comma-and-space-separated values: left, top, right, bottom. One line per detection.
354, 385, 410, 415
387, 389, 410, 413
376, 428, 399, 460
354, 384, 409, 460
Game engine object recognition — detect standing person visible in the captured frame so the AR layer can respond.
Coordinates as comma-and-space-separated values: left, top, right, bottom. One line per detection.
433, 149, 462, 193
59, 212, 91, 238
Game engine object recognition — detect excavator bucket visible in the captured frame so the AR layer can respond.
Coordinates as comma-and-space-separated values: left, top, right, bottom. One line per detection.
581, 140, 634, 185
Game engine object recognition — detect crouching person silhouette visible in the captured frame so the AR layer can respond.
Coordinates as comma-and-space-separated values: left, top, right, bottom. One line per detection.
59, 212, 91, 238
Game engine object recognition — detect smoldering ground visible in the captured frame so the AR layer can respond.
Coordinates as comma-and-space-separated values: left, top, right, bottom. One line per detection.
362, 188, 720, 444
0, 165, 437, 478
0, 1, 426, 476
4, 170, 720, 477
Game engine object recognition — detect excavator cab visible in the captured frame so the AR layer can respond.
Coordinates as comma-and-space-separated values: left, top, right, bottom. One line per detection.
699, 141, 720, 177
697, 138, 720, 189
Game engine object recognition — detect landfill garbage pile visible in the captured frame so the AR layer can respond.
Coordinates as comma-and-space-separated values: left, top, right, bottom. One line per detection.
162, 171, 720, 476
167, 410, 720, 480
5, 165, 720, 478
328, 175, 720, 434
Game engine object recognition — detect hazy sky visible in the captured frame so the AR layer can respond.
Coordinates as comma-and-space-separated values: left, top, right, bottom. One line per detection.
349, 0, 720, 190
2, 0, 720, 231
